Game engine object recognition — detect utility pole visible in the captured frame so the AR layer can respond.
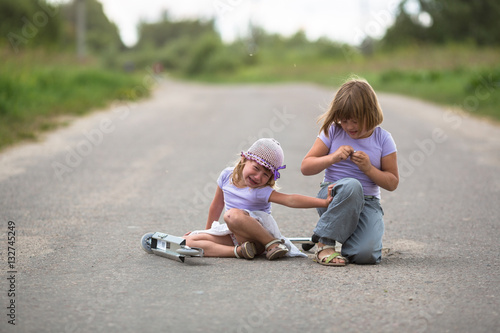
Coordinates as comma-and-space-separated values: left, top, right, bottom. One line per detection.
76, 0, 86, 61
359, 0, 370, 41
359, 0, 374, 56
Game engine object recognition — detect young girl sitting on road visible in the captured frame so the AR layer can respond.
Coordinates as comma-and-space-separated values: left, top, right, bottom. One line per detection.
185, 138, 333, 260
301, 78, 399, 266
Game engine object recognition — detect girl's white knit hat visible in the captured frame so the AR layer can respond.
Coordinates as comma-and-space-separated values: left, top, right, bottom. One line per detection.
241, 138, 286, 180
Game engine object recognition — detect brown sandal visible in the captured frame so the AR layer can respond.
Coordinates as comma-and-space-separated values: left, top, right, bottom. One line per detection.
234, 241, 256, 259
265, 239, 288, 260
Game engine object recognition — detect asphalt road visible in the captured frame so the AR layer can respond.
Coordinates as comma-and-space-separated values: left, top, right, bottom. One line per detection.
1, 79, 499, 333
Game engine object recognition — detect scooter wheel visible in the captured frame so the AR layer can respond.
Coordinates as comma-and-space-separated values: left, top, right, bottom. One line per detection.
140, 232, 155, 254
301, 243, 315, 252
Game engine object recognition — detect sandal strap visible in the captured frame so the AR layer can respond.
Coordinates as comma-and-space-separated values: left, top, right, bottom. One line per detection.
315, 245, 336, 253
266, 243, 288, 260
234, 245, 241, 259
323, 252, 346, 264
264, 238, 284, 250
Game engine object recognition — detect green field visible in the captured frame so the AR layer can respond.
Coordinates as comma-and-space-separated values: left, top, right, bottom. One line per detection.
1, 45, 499, 152
194, 44, 500, 123
0, 51, 151, 151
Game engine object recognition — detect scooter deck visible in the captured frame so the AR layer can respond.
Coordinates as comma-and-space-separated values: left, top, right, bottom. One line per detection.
141, 232, 204, 263
289, 237, 316, 252
142, 233, 314, 261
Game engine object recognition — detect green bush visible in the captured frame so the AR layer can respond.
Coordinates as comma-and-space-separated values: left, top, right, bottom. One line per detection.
0, 56, 151, 150
465, 67, 500, 93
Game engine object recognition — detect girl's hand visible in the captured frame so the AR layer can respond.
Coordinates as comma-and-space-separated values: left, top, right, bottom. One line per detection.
332, 145, 355, 163
325, 184, 335, 206
351, 150, 372, 173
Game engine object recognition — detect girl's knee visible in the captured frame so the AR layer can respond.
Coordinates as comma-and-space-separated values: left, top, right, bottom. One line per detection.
223, 208, 236, 223
330, 178, 364, 206
341, 178, 363, 194
224, 208, 246, 226
346, 249, 381, 265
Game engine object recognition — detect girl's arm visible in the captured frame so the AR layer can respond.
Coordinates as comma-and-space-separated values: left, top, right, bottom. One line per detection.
205, 186, 225, 229
352, 151, 399, 191
269, 185, 333, 208
301, 138, 354, 176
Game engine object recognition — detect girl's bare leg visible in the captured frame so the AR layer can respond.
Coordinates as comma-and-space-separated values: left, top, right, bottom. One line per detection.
223, 208, 276, 252
185, 233, 237, 257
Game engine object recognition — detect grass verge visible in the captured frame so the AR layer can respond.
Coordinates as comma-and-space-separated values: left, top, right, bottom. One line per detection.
1, 45, 498, 152
194, 45, 500, 123
0, 51, 152, 151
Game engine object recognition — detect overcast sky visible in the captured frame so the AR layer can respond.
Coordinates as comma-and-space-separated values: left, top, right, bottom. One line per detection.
52, 0, 405, 47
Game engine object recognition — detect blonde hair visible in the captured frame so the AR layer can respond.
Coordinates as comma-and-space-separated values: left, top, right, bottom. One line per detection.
231, 157, 277, 189
319, 78, 383, 136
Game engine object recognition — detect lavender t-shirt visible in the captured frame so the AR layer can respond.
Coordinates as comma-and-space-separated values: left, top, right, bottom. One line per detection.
318, 125, 397, 198
217, 167, 274, 214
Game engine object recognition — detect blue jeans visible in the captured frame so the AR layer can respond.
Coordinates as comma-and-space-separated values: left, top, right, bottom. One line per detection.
314, 178, 384, 264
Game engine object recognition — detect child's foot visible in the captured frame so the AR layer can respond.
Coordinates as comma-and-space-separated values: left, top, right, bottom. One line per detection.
234, 241, 256, 259
314, 245, 347, 266
265, 239, 288, 260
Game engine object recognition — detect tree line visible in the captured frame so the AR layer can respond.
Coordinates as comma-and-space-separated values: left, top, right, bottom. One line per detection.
1, 0, 123, 53
2, 0, 498, 75
383, 0, 500, 46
